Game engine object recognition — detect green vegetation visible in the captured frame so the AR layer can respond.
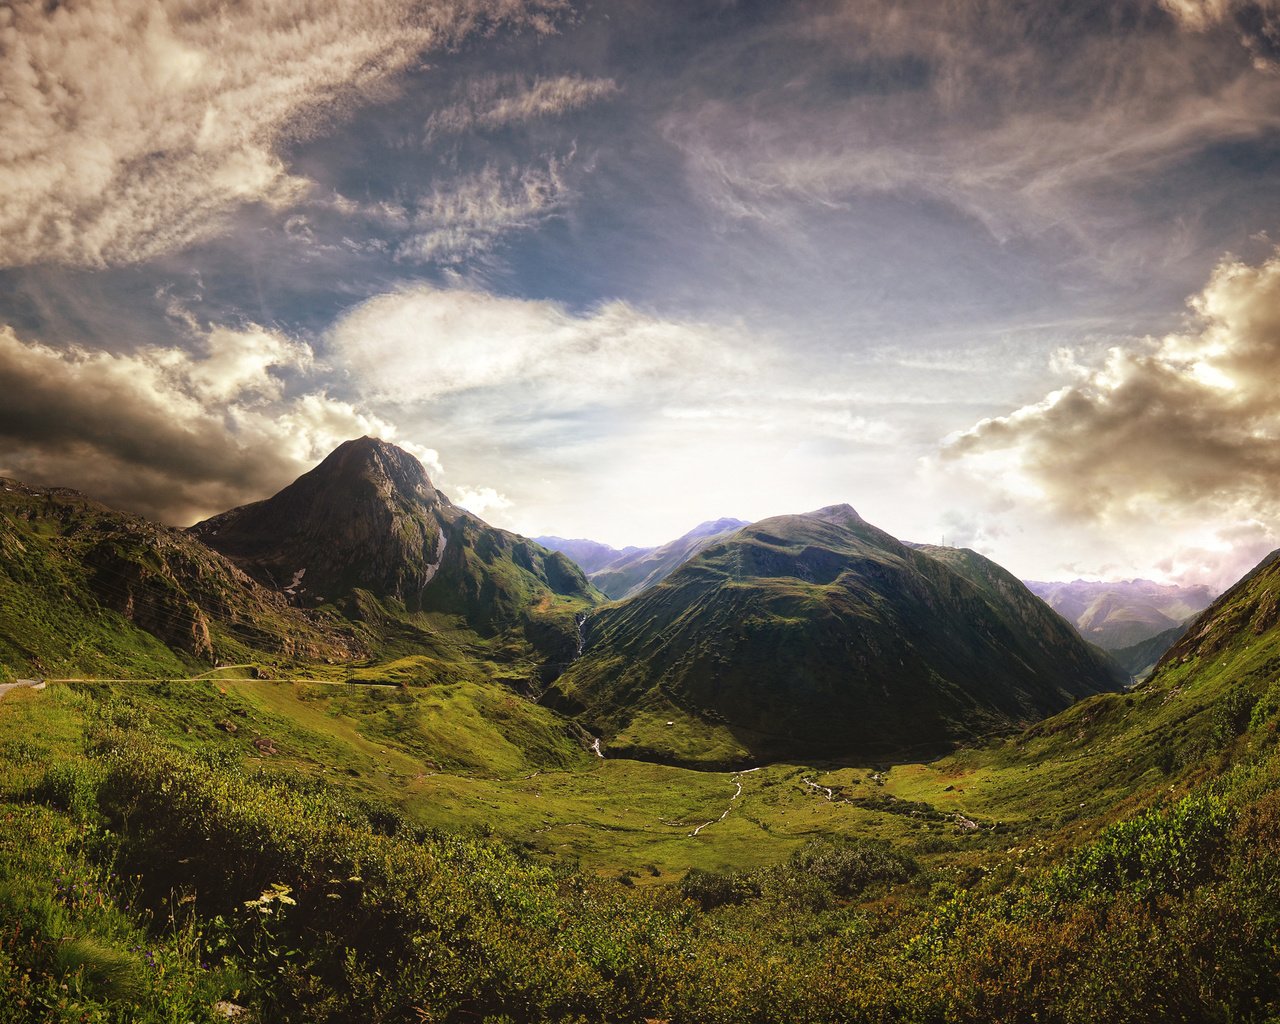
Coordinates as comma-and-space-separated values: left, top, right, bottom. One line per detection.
550, 506, 1123, 766
3, 446, 1280, 1019
2, 656, 1279, 1022
0, 479, 360, 682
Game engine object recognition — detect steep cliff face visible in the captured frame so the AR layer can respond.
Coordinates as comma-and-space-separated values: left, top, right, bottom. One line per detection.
190, 437, 452, 606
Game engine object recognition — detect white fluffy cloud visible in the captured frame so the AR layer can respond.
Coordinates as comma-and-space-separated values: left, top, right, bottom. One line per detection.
0, 0, 564, 268
939, 247, 1280, 586
0, 321, 437, 524
328, 285, 755, 404
424, 74, 619, 139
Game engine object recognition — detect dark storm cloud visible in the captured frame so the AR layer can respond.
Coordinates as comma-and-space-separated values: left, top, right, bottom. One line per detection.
0, 323, 435, 524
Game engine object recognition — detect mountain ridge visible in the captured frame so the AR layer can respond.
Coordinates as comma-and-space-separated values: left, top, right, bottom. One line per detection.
549, 505, 1124, 766
585, 516, 750, 599
191, 436, 600, 680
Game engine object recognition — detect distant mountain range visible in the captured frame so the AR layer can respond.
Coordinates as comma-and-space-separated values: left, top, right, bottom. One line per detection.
2, 438, 1164, 765
530, 536, 647, 576
548, 505, 1124, 766
540, 518, 750, 600
1024, 578, 1216, 650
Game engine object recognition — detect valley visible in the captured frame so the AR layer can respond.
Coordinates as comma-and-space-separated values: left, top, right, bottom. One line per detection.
2, 439, 1278, 1022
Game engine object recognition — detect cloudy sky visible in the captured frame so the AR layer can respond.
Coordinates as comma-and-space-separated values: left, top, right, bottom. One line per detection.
3, 0, 1280, 588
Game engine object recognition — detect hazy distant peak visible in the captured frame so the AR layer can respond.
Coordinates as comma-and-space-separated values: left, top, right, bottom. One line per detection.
685, 517, 750, 538
1023, 577, 1217, 651
806, 503, 864, 526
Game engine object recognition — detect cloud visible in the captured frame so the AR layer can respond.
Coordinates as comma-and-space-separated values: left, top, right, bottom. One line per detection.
1161, 0, 1280, 69
321, 283, 912, 547
0, 0, 565, 268
0, 321, 437, 524
452, 485, 514, 516
940, 246, 1280, 584
328, 284, 755, 405
392, 160, 573, 263
424, 74, 619, 138
662, 0, 1280, 258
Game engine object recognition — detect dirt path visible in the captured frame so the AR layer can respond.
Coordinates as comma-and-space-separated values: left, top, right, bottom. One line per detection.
689, 767, 760, 837
20, 676, 399, 689
0, 679, 45, 701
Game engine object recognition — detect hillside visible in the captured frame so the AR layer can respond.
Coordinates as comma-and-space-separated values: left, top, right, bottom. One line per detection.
192, 438, 600, 677
0, 478, 361, 681
588, 517, 749, 599
4, 527, 1276, 1024
2, 526, 1279, 1023
548, 505, 1124, 765
1110, 621, 1190, 678
1025, 577, 1215, 649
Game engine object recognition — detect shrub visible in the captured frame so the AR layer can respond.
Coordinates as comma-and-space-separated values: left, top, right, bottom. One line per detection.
1048, 794, 1234, 904
1210, 691, 1257, 748
786, 837, 919, 898
677, 868, 757, 909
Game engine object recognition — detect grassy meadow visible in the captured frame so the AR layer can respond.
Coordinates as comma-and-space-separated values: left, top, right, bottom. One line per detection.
2, 601, 1280, 1022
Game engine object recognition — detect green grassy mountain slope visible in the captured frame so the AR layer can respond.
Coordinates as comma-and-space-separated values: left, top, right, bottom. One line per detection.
1110, 620, 1190, 678
588, 517, 749, 600
4, 537, 1276, 1024
0, 478, 361, 681
548, 505, 1124, 766
192, 437, 600, 677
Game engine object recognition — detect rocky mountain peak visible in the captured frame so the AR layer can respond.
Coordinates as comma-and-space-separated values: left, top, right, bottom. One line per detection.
190, 437, 450, 604
309, 436, 448, 509
808, 503, 864, 526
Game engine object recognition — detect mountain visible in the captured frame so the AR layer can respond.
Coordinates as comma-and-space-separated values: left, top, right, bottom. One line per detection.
1158, 549, 1280, 671
0, 478, 361, 681
548, 505, 1124, 766
534, 536, 647, 575
1024, 578, 1215, 649
191, 437, 599, 675
589, 517, 750, 600
1109, 621, 1191, 679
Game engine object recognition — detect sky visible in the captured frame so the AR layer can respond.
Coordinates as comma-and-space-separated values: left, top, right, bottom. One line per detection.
2, 0, 1280, 589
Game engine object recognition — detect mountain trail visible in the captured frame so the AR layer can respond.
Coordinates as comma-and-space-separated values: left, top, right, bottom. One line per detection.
690, 767, 760, 836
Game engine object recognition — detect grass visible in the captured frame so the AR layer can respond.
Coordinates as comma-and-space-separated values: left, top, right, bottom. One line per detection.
2, 620, 1280, 1022
3, 522, 1280, 1019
